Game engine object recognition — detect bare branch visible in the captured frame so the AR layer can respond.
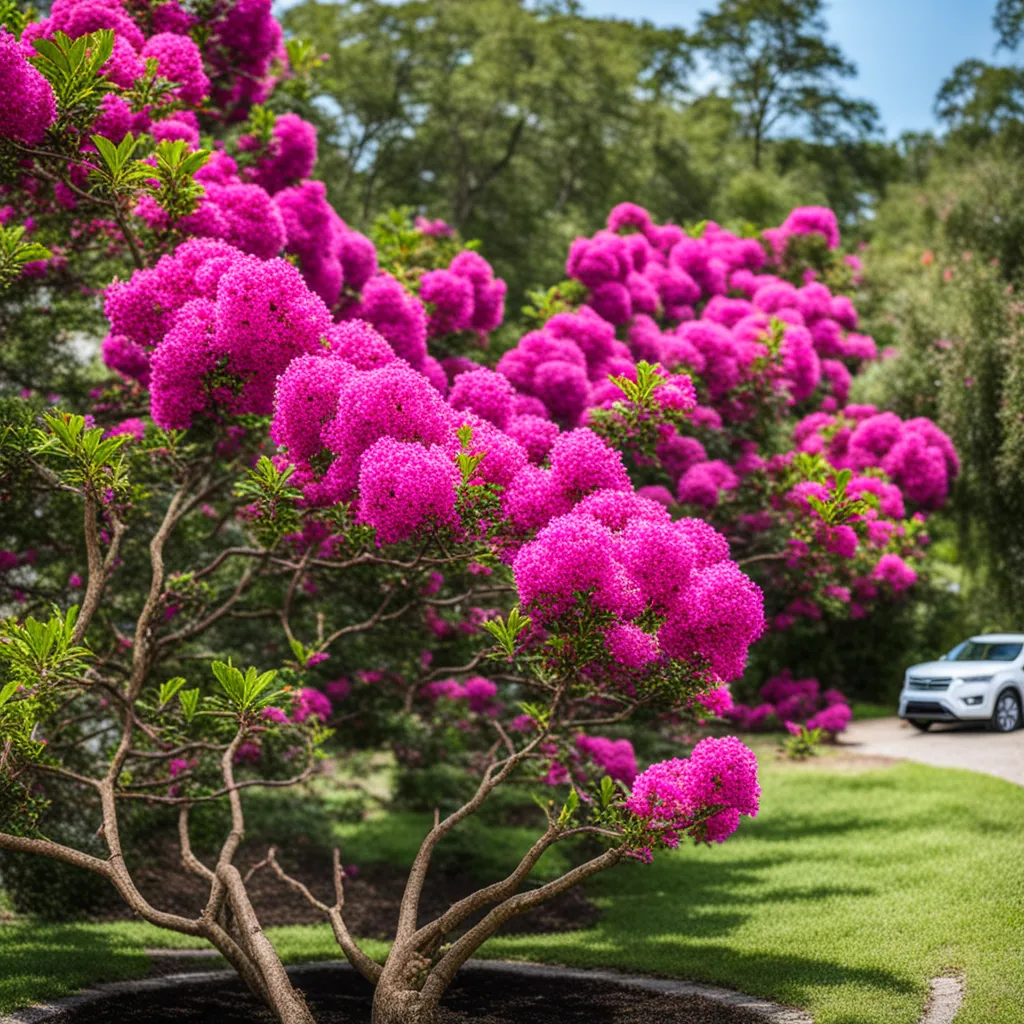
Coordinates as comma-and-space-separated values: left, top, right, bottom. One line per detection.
178, 805, 215, 882
263, 847, 382, 984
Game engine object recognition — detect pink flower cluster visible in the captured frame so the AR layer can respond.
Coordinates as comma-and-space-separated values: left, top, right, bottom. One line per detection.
291, 687, 333, 723
795, 408, 959, 509
0, 29, 56, 145
575, 734, 637, 785
626, 736, 760, 849
419, 251, 506, 338
725, 671, 851, 736
12, 0, 276, 142
105, 239, 332, 427
419, 676, 500, 714
559, 206, 870, 416
469, 203, 899, 514
763, 206, 841, 256
512, 482, 765, 683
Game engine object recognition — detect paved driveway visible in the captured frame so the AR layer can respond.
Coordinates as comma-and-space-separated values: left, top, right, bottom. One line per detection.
843, 717, 1024, 786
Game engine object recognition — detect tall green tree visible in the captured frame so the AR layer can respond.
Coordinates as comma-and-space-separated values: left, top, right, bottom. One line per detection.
995, 0, 1024, 50
696, 0, 877, 168
283, 0, 701, 302
935, 61, 1024, 146
936, 1, 1024, 150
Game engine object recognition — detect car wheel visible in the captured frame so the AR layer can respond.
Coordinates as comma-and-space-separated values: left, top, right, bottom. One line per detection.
989, 690, 1022, 733
908, 719, 932, 732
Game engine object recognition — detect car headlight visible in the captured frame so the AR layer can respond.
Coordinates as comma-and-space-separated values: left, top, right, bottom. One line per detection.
957, 674, 994, 683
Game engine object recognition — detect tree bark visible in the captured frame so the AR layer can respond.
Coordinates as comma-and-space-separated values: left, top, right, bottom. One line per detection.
371, 949, 437, 1024
219, 863, 317, 1024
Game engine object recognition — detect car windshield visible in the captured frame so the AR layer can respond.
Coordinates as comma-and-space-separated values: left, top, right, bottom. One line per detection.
952, 641, 1022, 663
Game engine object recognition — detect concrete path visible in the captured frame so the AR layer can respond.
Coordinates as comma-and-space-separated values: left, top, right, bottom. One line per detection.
843, 717, 1024, 786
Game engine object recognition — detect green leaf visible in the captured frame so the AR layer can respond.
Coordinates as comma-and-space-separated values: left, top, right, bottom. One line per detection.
32, 37, 70, 72
599, 773, 617, 808
456, 449, 485, 484
482, 606, 531, 657
0, 223, 53, 288
158, 676, 187, 707
557, 787, 580, 827
0, 680, 20, 708
242, 667, 277, 705
212, 659, 246, 706
179, 688, 200, 722
91, 133, 120, 170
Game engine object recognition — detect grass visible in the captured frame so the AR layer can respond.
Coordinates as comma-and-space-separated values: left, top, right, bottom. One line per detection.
850, 701, 895, 720
1, 751, 1022, 1023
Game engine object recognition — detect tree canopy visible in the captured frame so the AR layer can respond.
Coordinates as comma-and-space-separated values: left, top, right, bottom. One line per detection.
696, 0, 878, 168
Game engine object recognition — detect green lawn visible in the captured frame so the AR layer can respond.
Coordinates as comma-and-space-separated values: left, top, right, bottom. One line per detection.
2, 753, 1022, 1023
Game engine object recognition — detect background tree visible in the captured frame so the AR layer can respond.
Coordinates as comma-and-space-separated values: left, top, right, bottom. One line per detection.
935, 60, 1024, 147
696, 0, 878, 169
283, 0, 697, 304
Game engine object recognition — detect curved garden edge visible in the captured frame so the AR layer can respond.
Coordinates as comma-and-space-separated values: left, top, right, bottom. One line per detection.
0, 958, 814, 1024
0, 957, 969, 1024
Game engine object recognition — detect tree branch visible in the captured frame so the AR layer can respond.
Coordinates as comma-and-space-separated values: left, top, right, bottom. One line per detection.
420, 847, 624, 1004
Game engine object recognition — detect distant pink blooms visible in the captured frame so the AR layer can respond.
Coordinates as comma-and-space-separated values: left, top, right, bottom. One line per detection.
104, 418, 145, 441
575, 734, 637, 784
415, 216, 453, 237
349, 272, 428, 369
326, 679, 352, 701
807, 702, 852, 735
448, 367, 516, 428
244, 113, 317, 194
677, 460, 738, 509
694, 686, 734, 718
872, 553, 917, 591
779, 206, 841, 250
419, 676, 499, 713
726, 671, 852, 736
141, 33, 210, 105
291, 687, 332, 723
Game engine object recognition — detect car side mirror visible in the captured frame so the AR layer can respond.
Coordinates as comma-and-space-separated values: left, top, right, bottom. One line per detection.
938, 654, 947, 661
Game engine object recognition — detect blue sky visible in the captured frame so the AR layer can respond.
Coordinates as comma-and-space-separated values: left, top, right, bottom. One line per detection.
581, 0, 1008, 138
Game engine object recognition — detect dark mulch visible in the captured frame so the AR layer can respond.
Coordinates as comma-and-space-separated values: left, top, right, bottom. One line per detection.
52, 965, 767, 1023
99, 847, 599, 937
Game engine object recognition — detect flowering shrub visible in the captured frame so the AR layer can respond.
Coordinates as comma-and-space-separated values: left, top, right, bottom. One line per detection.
726, 670, 852, 737
0, 4, 957, 1021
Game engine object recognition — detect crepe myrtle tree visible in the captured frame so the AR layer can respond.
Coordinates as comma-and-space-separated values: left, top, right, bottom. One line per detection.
0, 396, 765, 1024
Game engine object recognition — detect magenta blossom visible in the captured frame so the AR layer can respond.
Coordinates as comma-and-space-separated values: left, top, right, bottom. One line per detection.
292, 687, 333, 723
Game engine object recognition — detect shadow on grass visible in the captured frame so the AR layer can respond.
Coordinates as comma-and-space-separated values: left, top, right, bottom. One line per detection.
541, 819, 916, 1008
0, 923, 149, 1012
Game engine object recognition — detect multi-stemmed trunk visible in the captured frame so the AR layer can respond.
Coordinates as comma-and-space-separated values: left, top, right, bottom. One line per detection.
363, 844, 624, 1024
370, 952, 439, 1024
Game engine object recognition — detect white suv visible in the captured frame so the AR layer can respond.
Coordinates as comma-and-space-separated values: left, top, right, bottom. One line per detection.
899, 634, 1024, 733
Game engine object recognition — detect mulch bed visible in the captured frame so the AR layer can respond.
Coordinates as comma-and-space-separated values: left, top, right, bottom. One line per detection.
98, 846, 599, 937
49, 965, 767, 1023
